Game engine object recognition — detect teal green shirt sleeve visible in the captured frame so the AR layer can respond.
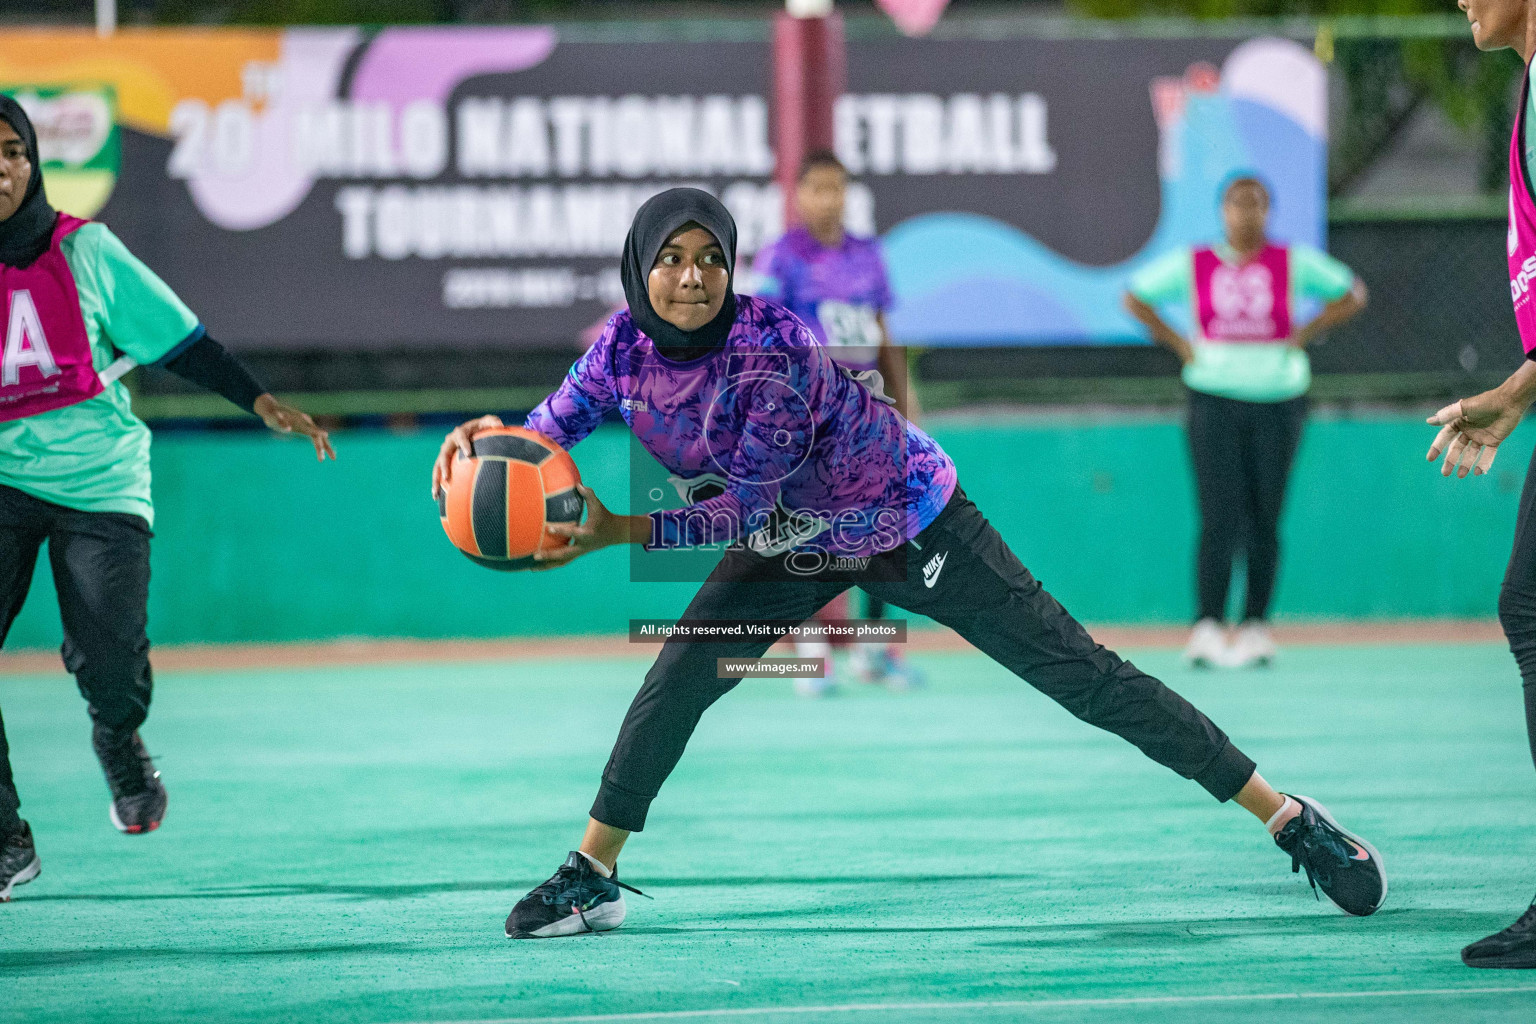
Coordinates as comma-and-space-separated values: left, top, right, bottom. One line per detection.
1126, 247, 1192, 307
1290, 244, 1356, 303
63, 223, 201, 365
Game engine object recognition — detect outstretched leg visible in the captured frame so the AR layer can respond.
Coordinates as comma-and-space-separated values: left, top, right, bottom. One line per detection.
870, 489, 1256, 800
504, 547, 844, 938
866, 487, 1386, 916
591, 550, 846, 835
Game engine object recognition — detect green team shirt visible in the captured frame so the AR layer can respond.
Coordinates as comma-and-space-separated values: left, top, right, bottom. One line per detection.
0, 223, 200, 526
1127, 243, 1356, 402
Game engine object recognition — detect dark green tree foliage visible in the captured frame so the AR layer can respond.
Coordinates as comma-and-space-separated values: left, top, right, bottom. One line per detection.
1074, 0, 1428, 17
143, 0, 450, 23
1326, 35, 1520, 194
1070, 0, 1523, 195
134, 0, 843, 23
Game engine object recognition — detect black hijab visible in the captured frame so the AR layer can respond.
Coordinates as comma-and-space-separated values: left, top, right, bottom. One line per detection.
620, 187, 737, 360
0, 96, 57, 269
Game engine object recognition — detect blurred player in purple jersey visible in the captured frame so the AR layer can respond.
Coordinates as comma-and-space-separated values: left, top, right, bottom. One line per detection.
431, 188, 1386, 940
752, 151, 921, 694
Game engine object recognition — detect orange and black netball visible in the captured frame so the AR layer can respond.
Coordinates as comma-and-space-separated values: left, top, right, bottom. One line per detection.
438, 427, 583, 571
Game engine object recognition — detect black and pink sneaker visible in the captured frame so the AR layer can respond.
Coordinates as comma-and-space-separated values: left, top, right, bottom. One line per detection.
505, 851, 649, 939
1273, 794, 1386, 917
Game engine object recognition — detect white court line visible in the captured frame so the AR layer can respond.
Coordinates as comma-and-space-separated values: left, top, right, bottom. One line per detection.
399, 984, 1536, 1024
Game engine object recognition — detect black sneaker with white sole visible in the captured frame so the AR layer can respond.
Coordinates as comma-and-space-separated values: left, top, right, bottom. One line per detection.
92, 725, 166, 834
0, 821, 40, 902
1462, 900, 1536, 969
1273, 793, 1387, 917
505, 851, 649, 939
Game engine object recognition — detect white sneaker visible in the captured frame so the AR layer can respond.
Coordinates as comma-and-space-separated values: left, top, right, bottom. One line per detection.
1182, 618, 1229, 669
849, 645, 926, 690
1228, 622, 1277, 668
849, 643, 878, 683
793, 640, 835, 697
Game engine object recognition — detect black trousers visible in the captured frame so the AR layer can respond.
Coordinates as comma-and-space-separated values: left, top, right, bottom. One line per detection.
1497, 445, 1536, 776
592, 487, 1258, 832
0, 485, 154, 836
1187, 390, 1308, 623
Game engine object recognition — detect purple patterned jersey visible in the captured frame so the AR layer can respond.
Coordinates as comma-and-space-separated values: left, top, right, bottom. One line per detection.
525, 295, 956, 556
751, 227, 892, 374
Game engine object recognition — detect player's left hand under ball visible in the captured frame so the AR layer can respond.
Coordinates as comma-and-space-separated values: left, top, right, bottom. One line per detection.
254, 394, 336, 461
533, 485, 638, 570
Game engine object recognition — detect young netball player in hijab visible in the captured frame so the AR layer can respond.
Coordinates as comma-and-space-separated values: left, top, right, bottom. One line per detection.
1425, 0, 1536, 970
1124, 176, 1366, 670
0, 97, 333, 902
431, 188, 1386, 939
752, 150, 922, 694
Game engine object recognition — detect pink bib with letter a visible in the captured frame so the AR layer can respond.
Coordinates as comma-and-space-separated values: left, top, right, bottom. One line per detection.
1192, 243, 1291, 343
0, 213, 98, 423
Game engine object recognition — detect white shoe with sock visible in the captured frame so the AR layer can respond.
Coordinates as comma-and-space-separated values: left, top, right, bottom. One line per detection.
1227, 621, 1277, 668
793, 640, 835, 697
1182, 618, 1229, 669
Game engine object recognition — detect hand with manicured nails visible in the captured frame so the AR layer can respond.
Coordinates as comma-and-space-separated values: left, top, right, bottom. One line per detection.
533, 485, 651, 571
1426, 391, 1525, 478
431, 414, 504, 499
254, 394, 336, 461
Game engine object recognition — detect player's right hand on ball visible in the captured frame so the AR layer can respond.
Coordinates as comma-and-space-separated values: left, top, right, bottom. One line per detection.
433, 414, 504, 499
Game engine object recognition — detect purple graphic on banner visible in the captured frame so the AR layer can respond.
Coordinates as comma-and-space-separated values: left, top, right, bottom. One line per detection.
350, 27, 557, 106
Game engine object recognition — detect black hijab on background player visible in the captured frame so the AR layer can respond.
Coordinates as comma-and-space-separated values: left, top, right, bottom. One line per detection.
620, 187, 738, 360
0, 95, 57, 268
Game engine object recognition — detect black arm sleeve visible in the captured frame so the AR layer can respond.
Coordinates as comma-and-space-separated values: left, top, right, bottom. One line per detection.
157, 333, 268, 414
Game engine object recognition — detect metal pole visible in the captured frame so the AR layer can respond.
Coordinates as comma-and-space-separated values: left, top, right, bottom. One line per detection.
774, 1, 845, 226
96, 0, 117, 38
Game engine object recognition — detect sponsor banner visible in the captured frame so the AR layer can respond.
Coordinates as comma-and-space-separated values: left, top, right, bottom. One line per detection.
0, 28, 1324, 349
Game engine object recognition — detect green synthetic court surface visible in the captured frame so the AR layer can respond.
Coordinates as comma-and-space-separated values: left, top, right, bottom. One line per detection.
3, 643, 1536, 1023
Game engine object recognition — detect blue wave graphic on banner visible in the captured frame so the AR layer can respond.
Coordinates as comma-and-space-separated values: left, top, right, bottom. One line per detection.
883, 60, 1326, 346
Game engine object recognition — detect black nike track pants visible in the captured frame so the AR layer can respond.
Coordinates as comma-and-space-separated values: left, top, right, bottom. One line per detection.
591, 486, 1258, 832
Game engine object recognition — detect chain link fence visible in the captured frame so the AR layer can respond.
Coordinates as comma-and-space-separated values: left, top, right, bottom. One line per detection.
5, 8, 1526, 413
